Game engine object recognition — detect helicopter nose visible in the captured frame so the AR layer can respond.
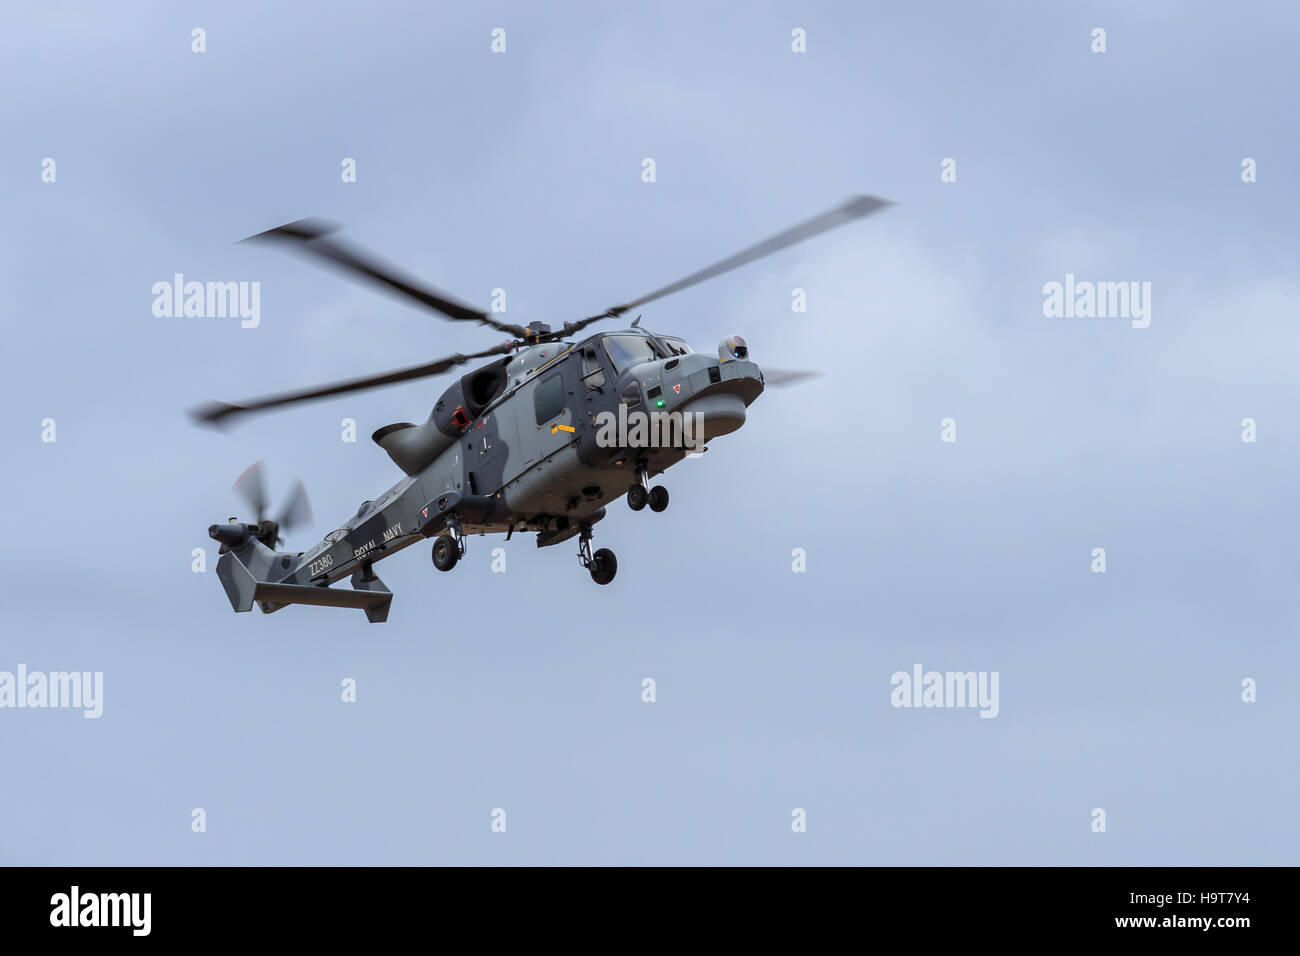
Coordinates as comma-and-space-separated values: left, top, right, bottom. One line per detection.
679, 392, 747, 439
651, 351, 763, 427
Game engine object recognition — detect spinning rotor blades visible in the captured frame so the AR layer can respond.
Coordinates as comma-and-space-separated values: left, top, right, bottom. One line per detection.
193, 195, 892, 427
563, 194, 894, 336
276, 479, 312, 535
233, 461, 268, 522
230, 462, 313, 542
761, 368, 823, 388
190, 341, 516, 426
244, 219, 529, 338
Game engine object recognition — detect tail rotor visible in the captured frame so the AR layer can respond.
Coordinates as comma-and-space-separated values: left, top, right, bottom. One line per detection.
214, 462, 313, 549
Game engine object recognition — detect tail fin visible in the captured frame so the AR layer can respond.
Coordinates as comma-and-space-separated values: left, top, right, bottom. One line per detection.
215, 546, 392, 623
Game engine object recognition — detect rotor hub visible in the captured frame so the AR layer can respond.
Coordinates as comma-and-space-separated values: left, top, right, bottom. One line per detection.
524, 321, 553, 342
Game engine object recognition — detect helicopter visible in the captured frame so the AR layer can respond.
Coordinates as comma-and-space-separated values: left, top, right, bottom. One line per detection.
193, 194, 894, 622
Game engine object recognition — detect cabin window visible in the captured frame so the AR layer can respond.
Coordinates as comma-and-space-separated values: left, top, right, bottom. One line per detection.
534, 373, 565, 425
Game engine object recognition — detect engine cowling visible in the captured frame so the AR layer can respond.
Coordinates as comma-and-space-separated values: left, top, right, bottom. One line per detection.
372, 358, 512, 476
372, 420, 458, 476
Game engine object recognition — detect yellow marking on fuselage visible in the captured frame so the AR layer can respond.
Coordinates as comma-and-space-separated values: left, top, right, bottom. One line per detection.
532, 345, 575, 377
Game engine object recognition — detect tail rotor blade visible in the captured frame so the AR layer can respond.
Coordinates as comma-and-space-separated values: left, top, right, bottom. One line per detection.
233, 461, 268, 522
277, 480, 313, 535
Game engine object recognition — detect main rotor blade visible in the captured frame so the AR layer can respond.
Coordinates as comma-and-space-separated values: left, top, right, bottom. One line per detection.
569, 195, 894, 332
244, 219, 529, 338
233, 461, 268, 522
761, 367, 823, 388
190, 341, 516, 427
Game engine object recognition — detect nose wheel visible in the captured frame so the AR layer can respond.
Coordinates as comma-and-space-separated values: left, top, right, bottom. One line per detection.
627, 465, 668, 513
577, 524, 617, 585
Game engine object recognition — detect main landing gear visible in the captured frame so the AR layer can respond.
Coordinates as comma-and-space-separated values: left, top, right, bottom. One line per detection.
431, 519, 466, 572
577, 523, 617, 585
627, 465, 669, 514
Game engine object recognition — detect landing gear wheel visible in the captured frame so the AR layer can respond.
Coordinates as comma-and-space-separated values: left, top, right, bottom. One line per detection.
648, 486, 669, 513
627, 484, 648, 511
589, 548, 618, 585
432, 535, 460, 572
577, 525, 616, 585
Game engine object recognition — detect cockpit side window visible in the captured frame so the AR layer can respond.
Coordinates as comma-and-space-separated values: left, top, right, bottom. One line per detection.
661, 337, 692, 356
581, 346, 606, 391
602, 334, 658, 375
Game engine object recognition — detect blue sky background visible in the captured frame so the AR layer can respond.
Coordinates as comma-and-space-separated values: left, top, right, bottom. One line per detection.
1, 1, 1296, 864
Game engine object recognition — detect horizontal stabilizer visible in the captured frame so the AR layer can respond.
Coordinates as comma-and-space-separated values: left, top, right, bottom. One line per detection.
217, 549, 393, 623
253, 580, 392, 620
252, 581, 387, 610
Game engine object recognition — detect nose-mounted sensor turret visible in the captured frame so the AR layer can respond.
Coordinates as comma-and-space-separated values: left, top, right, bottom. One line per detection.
718, 335, 748, 362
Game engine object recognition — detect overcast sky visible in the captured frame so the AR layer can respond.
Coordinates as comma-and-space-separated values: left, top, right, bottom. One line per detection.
1, 1, 1296, 865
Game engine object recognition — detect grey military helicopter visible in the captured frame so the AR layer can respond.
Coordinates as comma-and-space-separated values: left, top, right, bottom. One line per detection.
193, 195, 893, 622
